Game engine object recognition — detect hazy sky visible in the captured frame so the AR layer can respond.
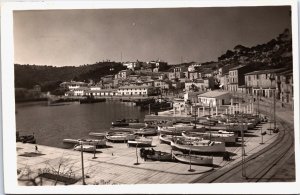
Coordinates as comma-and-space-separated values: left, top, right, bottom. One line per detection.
14, 6, 291, 67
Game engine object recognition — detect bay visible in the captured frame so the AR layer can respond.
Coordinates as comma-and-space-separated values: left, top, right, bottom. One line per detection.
15, 101, 147, 148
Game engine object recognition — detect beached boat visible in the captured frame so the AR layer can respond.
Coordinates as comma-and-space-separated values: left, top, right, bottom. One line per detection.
63, 138, 106, 147
171, 137, 225, 153
127, 136, 153, 147
74, 144, 96, 152
182, 131, 237, 143
88, 132, 106, 138
105, 131, 136, 142
134, 128, 157, 136
159, 134, 174, 144
140, 148, 173, 161
172, 153, 213, 166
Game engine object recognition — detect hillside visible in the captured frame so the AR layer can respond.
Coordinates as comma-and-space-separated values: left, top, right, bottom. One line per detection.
15, 62, 125, 91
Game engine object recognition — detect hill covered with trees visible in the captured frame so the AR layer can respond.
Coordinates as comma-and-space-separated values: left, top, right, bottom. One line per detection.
15, 61, 125, 92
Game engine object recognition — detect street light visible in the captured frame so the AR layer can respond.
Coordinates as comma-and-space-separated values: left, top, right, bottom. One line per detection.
79, 141, 86, 185
188, 138, 195, 172
134, 142, 140, 165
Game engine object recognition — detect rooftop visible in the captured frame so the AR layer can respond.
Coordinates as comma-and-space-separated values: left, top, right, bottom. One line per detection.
229, 65, 246, 71
245, 68, 288, 75
198, 90, 230, 98
119, 85, 153, 89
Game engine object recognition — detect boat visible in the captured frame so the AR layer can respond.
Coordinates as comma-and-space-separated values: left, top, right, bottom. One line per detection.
127, 136, 153, 147
134, 128, 157, 136
79, 97, 106, 104
105, 131, 136, 142
140, 148, 173, 161
171, 137, 226, 153
88, 132, 106, 138
74, 144, 96, 152
63, 138, 106, 147
159, 134, 174, 144
172, 153, 213, 166
111, 118, 140, 127
182, 131, 237, 143
157, 126, 183, 135
16, 131, 36, 144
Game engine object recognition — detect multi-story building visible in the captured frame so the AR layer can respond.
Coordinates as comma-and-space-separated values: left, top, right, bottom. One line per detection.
185, 71, 201, 80
220, 73, 229, 90
185, 78, 213, 92
84, 89, 118, 97
228, 65, 256, 92
278, 69, 293, 104
154, 80, 171, 90
115, 70, 132, 80
117, 85, 156, 96
244, 68, 286, 98
73, 87, 89, 96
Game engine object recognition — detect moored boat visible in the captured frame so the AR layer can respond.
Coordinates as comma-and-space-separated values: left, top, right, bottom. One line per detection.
127, 136, 153, 147
74, 144, 96, 152
140, 148, 173, 161
171, 137, 225, 153
159, 134, 173, 144
172, 153, 213, 165
134, 128, 157, 136
63, 138, 106, 147
105, 131, 136, 142
182, 131, 237, 143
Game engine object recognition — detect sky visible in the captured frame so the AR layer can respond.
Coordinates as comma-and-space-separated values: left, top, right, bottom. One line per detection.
13, 6, 291, 67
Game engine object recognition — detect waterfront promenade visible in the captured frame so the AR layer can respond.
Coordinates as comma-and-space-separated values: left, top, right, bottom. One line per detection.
17, 119, 278, 185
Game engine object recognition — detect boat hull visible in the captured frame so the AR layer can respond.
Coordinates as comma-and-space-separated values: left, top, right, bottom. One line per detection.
171, 140, 226, 153
173, 153, 213, 165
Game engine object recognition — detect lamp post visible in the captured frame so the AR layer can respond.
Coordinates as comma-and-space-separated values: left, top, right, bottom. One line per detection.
260, 126, 265, 144
79, 141, 86, 185
241, 120, 247, 179
188, 138, 194, 172
134, 143, 140, 165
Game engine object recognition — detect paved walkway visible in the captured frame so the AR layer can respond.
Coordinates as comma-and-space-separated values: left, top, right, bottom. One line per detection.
17, 117, 278, 186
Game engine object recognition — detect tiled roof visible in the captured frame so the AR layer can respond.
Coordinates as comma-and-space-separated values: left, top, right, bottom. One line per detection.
198, 90, 230, 98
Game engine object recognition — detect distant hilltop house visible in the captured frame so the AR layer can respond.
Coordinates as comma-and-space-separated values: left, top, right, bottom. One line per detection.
123, 61, 141, 70
115, 69, 132, 80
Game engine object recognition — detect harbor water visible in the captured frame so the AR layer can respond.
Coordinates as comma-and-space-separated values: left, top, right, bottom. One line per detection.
15, 101, 147, 148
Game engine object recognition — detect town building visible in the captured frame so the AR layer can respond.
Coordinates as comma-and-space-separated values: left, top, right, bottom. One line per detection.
73, 87, 89, 96
278, 69, 293, 104
117, 85, 156, 96
227, 65, 256, 92
244, 68, 286, 98
185, 78, 213, 92
60, 81, 89, 91
84, 89, 118, 97
153, 79, 170, 90
198, 91, 231, 107
184, 91, 202, 104
185, 71, 201, 80
115, 70, 132, 80
123, 61, 141, 70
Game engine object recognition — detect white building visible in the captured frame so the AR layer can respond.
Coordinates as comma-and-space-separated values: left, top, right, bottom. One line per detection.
117, 85, 155, 96
60, 81, 89, 91
198, 91, 231, 107
73, 87, 89, 96
85, 89, 118, 97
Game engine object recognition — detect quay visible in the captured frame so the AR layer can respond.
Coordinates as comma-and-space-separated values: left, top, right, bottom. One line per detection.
17, 119, 279, 185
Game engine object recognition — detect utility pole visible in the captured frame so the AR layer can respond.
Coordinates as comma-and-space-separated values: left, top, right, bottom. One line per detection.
134, 143, 140, 165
